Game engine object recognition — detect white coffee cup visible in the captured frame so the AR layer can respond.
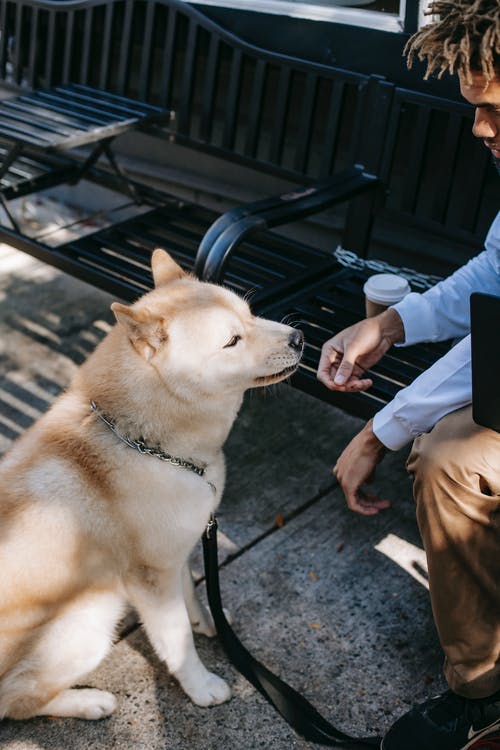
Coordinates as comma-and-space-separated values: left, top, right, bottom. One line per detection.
363, 273, 411, 318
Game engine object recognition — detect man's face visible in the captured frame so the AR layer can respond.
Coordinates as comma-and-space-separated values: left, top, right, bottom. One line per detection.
460, 72, 500, 170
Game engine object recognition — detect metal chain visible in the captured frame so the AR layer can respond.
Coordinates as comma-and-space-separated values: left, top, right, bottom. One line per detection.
90, 401, 210, 480
334, 246, 443, 291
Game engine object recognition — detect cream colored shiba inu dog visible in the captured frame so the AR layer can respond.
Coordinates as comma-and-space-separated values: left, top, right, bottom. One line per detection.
0, 249, 303, 721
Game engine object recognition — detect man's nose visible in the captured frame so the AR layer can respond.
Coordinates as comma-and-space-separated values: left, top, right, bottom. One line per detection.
472, 108, 497, 139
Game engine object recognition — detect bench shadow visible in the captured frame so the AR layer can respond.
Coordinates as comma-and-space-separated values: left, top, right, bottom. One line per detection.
0, 270, 114, 453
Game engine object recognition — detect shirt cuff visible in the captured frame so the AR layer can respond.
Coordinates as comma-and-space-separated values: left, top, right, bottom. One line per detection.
391, 293, 438, 347
373, 406, 413, 451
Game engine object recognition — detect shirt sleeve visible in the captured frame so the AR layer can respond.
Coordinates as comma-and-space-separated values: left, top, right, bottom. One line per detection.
370, 212, 500, 450
391, 211, 500, 346
373, 335, 472, 450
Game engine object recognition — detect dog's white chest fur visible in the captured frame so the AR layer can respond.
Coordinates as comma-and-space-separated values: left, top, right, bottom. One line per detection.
115, 451, 225, 568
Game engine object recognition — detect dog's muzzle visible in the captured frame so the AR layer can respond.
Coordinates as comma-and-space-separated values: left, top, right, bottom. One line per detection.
288, 329, 304, 354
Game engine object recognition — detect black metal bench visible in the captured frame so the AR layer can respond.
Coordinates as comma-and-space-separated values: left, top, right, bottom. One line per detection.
0, 0, 496, 420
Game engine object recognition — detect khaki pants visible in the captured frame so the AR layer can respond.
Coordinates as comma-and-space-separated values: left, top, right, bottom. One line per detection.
407, 406, 500, 699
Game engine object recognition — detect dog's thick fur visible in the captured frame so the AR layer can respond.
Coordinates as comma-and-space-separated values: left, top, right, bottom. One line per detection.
0, 250, 302, 721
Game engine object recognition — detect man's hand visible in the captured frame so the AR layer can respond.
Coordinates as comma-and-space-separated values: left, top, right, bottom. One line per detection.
317, 308, 404, 392
334, 420, 390, 515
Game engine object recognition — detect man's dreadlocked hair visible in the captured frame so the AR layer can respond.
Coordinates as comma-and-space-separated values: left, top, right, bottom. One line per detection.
405, 0, 500, 86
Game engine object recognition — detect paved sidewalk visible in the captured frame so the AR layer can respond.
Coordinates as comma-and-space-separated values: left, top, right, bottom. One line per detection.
0, 245, 446, 750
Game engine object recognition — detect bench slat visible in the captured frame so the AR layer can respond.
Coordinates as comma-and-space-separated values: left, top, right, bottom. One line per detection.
159, 6, 178, 106
268, 66, 291, 166
244, 58, 267, 159
27, 8, 39, 89
222, 48, 243, 150
80, 7, 94, 86
98, 4, 114, 90
294, 73, 318, 174
178, 19, 200, 135
319, 80, 345, 179
199, 34, 220, 143
138, 0, 156, 101
117, 0, 135, 95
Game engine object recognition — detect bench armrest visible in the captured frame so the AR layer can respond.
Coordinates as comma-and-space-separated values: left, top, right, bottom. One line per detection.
195, 166, 379, 282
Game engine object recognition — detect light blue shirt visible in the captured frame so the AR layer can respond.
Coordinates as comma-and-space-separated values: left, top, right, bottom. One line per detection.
373, 211, 500, 450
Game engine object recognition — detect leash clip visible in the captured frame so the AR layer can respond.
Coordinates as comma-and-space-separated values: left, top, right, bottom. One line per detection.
205, 513, 217, 539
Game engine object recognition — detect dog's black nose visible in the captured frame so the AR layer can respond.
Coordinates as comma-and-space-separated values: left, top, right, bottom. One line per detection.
288, 329, 304, 351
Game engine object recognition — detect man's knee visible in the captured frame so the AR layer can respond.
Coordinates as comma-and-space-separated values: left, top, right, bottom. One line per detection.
407, 406, 499, 521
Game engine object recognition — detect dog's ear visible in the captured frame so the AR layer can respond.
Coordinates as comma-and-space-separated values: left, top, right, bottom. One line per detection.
111, 302, 168, 361
151, 248, 186, 287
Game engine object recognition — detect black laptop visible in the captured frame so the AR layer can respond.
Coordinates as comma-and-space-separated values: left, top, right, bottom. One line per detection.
470, 292, 500, 433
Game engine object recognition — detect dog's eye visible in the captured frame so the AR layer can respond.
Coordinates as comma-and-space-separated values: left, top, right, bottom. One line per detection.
223, 335, 241, 348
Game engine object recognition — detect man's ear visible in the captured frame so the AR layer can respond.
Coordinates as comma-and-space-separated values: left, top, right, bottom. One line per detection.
151, 248, 186, 287
111, 302, 168, 361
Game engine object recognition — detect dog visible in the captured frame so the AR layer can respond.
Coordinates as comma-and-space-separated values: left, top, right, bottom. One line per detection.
0, 249, 303, 721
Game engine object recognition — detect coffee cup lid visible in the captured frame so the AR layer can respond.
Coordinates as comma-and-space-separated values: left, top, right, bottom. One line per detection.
363, 273, 411, 305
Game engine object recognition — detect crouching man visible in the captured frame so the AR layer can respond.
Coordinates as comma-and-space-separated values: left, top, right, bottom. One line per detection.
318, 3, 500, 748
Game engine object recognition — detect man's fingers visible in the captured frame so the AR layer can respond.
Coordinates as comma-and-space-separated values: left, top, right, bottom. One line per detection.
317, 367, 335, 389
333, 357, 354, 385
333, 356, 356, 386
317, 345, 341, 388
339, 479, 378, 516
320, 373, 373, 392
319, 342, 340, 367
334, 377, 373, 393
317, 341, 372, 391
360, 492, 391, 510
350, 495, 390, 515
336, 476, 390, 516
346, 490, 380, 516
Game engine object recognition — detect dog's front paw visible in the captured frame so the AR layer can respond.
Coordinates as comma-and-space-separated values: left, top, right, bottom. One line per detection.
187, 672, 232, 707
78, 689, 118, 720
42, 688, 117, 720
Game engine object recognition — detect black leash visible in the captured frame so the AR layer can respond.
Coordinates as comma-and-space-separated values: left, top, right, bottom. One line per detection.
202, 516, 381, 748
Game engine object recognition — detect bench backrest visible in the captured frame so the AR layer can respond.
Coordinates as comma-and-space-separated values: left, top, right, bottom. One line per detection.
377, 86, 495, 251
0, 0, 378, 185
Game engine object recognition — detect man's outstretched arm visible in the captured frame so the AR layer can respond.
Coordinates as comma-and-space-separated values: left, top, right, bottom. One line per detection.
333, 335, 474, 514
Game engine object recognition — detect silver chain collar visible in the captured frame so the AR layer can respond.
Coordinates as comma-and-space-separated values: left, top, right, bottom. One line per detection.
90, 401, 216, 491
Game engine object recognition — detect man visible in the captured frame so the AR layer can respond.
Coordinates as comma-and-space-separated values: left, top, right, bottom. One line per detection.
317, 2, 500, 749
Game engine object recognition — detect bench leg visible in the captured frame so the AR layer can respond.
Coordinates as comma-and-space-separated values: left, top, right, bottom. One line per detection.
71, 136, 142, 205
71, 138, 142, 205
0, 142, 25, 230
72, 138, 112, 183
0, 141, 23, 182
0, 192, 21, 232
104, 145, 142, 205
